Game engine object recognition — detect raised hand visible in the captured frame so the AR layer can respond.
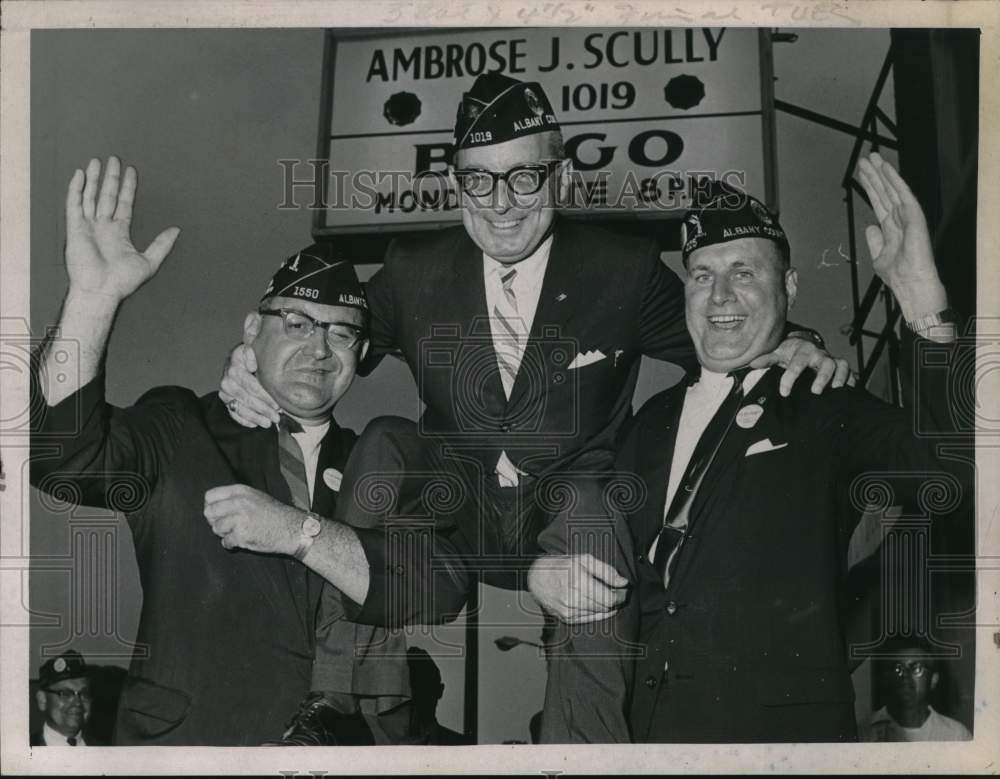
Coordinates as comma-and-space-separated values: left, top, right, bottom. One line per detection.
65, 156, 180, 302
855, 153, 946, 322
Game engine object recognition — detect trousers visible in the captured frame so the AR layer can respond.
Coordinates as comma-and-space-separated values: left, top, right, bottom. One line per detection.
312, 416, 640, 743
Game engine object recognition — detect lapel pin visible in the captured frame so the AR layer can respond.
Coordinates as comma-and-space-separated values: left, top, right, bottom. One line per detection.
736, 404, 765, 429
555, 292, 567, 302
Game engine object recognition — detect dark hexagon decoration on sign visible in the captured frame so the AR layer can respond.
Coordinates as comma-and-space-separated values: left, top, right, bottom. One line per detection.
383, 91, 422, 126
664, 75, 706, 110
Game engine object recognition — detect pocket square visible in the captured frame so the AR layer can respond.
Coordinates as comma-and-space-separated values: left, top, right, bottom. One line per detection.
567, 349, 607, 370
745, 438, 788, 457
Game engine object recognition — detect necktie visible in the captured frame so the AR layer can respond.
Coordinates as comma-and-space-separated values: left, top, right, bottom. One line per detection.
67, 737, 77, 746
652, 367, 752, 583
492, 268, 523, 398
278, 414, 310, 510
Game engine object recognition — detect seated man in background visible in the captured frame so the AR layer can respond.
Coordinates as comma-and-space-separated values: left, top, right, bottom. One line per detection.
611, 153, 970, 742
864, 636, 972, 741
31, 157, 409, 745
32, 651, 101, 746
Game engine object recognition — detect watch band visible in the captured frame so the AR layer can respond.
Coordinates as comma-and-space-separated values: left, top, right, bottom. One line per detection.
293, 512, 322, 562
905, 307, 957, 333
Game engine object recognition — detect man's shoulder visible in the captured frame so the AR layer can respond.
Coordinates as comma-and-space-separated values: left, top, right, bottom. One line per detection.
558, 219, 659, 261
386, 225, 471, 263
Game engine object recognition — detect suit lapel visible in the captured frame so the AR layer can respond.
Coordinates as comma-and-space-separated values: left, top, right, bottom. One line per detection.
668, 368, 782, 593
633, 383, 687, 550
508, 221, 581, 408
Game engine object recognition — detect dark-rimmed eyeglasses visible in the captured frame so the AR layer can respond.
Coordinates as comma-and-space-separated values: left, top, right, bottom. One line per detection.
259, 308, 365, 351
892, 661, 929, 678
43, 688, 93, 703
452, 161, 562, 199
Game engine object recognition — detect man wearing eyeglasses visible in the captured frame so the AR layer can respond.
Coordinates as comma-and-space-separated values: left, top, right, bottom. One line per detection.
30, 157, 406, 745
32, 651, 100, 747
864, 637, 972, 741
220, 72, 847, 743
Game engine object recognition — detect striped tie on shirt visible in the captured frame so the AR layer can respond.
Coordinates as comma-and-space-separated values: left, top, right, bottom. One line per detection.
493, 268, 522, 397
278, 414, 310, 510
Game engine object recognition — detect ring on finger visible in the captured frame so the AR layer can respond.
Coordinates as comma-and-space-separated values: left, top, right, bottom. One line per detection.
227, 399, 239, 413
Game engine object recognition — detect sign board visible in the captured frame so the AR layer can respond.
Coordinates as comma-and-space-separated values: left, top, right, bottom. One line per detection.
314, 28, 775, 237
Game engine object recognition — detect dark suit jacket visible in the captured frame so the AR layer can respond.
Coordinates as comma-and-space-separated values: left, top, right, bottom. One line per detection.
30, 372, 356, 745
616, 338, 969, 742
350, 219, 696, 624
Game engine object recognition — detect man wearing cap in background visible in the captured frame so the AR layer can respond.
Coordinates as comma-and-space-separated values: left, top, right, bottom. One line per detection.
30, 156, 408, 745
32, 650, 100, 746
221, 72, 846, 743
614, 153, 969, 742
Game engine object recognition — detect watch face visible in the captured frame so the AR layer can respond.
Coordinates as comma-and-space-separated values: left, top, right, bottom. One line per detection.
302, 515, 322, 538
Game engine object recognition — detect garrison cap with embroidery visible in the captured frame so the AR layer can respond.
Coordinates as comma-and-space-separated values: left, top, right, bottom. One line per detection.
453, 72, 561, 151
261, 243, 368, 312
681, 181, 789, 265
38, 650, 88, 687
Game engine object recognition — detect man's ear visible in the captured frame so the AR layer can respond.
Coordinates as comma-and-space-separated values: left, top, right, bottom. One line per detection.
930, 670, 940, 692
359, 338, 370, 363
35, 689, 47, 713
243, 311, 261, 346
784, 267, 799, 309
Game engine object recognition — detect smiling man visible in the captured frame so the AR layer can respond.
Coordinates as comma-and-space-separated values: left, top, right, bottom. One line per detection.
30, 157, 404, 745
615, 154, 969, 742
32, 651, 98, 747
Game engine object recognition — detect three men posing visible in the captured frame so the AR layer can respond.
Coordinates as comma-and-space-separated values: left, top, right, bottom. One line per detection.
31, 72, 963, 744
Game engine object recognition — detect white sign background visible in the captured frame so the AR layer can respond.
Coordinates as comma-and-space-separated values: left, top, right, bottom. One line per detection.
319, 27, 774, 233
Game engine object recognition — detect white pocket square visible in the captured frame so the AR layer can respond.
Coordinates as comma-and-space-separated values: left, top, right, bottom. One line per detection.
568, 349, 606, 370
745, 439, 788, 457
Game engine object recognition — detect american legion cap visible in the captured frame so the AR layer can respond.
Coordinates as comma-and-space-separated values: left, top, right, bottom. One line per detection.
261, 243, 368, 313
681, 181, 790, 266
453, 72, 561, 151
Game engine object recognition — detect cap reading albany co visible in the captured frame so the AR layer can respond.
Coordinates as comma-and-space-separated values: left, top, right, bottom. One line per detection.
453, 72, 561, 151
261, 243, 368, 312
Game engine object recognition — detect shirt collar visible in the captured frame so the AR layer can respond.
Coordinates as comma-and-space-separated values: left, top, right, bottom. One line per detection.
43, 722, 82, 746
483, 234, 554, 283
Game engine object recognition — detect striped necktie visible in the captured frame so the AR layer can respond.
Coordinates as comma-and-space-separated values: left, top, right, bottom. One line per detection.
492, 267, 523, 398
652, 367, 751, 584
278, 414, 310, 510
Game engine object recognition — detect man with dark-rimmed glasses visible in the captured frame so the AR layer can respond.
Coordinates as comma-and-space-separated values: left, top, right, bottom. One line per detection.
29, 156, 409, 745
220, 72, 848, 743
32, 651, 99, 746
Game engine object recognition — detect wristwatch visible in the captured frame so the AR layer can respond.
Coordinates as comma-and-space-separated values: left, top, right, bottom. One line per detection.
293, 511, 323, 561
905, 307, 957, 334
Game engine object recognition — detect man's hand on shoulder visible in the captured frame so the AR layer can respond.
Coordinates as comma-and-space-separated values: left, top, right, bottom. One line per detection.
219, 344, 281, 428
527, 553, 629, 624
750, 337, 853, 397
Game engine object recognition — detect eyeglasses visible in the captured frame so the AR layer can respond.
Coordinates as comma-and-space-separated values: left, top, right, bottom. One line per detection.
452, 161, 562, 200
259, 308, 365, 351
892, 661, 930, 678
44, 688, 93, 703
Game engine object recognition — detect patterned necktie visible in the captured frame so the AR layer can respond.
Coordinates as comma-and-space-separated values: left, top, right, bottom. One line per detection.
492, 267, 523, 398
277, 414, 310, 510
652, 367, 752, 583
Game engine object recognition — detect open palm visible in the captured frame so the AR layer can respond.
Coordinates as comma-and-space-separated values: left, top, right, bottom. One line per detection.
855, 152, 936, 287
65, 157, 179, 301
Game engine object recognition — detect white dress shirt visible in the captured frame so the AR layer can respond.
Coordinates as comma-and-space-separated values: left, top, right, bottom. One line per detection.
43, 722, 85, 746
650, 367, 767, 583
287, 420, 329, 504
483, 235, 553, 487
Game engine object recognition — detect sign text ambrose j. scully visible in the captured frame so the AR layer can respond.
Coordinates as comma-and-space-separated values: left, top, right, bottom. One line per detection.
365, 29, 727, 82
